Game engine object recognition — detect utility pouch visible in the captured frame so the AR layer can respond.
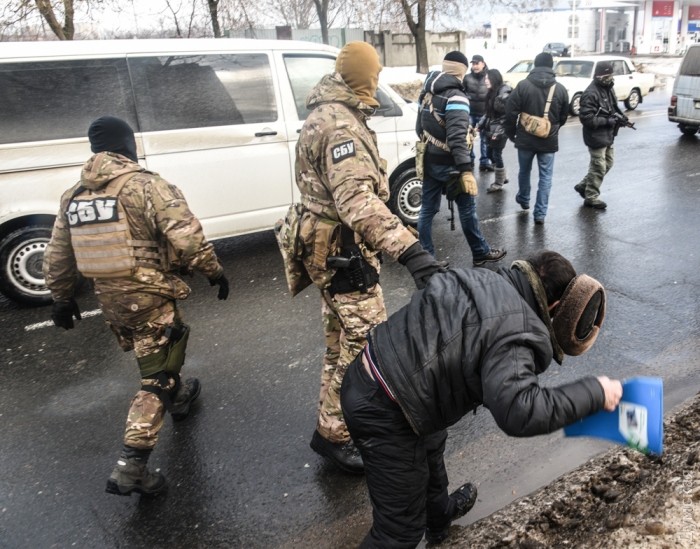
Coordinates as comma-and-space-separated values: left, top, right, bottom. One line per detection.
519, 113, 551, 138
274, 203, 313, 296
415, 140, 427, 180
163, 323, 190, 376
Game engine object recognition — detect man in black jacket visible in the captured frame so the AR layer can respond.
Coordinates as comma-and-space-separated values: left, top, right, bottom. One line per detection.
574, 61, 628, 210
505, 53, 569, 225
416, 51, 506, 267
340, 250, 622, 548
463, 54, 492, 171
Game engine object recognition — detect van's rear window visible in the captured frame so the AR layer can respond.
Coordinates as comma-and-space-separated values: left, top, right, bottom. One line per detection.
680, 48, 700, 76
0, 58, 137, 145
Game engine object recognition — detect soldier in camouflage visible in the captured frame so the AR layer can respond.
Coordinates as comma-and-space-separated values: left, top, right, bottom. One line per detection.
296, 41, 444, 473
43, 116, 229, 497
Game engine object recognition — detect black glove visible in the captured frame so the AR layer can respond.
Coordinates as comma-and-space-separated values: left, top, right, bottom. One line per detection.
607, 117, 618, 127
398, 242, 447, 290
51, 299, 81, 330
209, 274, 229, 301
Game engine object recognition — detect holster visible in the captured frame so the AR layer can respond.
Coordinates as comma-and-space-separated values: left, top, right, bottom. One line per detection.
327, 227, 379, 296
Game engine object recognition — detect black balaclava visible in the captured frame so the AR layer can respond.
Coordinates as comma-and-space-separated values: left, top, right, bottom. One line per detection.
87, 116, 138, 162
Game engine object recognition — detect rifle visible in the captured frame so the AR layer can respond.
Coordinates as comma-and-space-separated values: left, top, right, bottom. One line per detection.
596, 107, 636, 136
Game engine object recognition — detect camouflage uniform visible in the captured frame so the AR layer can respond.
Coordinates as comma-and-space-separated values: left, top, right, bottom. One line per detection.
296, 73, 417, 443
43, 152, 223, 450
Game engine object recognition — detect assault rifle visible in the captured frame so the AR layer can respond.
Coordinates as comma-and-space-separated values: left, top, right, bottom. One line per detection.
597, 108, 636, 136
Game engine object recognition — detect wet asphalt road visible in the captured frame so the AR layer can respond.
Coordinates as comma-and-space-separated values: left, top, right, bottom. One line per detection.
1, 87, 699, 549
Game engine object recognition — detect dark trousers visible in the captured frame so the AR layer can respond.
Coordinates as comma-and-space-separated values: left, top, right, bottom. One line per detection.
341, 355, 455, 549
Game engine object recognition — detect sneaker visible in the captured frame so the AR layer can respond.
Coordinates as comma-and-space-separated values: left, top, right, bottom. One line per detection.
425, 483, 478, 544
534, 218, 545, 225
574, 183, 586, 199
170, 377, 201, 421
486, 183, 503, 193
515, 195, 530, 210
310, 430, 364, 474
584, 198, 607, 210
473, 248, 506, 267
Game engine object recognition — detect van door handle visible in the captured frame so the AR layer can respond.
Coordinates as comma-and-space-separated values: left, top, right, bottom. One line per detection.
255, 130, 278, 137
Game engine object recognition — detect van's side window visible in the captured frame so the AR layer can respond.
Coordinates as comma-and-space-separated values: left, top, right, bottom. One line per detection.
0, 59, 136, 145
128, 53, 277, 131
283, 55, 336, 120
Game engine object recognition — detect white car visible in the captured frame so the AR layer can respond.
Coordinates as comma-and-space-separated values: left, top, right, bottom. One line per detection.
554, 55, 656, 115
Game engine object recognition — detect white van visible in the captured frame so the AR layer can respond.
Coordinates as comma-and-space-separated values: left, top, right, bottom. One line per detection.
668, 43, 700, 136
0, 38, 422, 305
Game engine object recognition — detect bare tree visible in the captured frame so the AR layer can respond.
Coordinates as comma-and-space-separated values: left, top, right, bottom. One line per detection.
398, 0, 428, 72
312, 0, 329, 43
263, 0, 316, 30
205, 0, 221, 37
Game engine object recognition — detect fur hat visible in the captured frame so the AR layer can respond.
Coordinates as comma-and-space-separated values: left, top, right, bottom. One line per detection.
552, 274, 606, 356
534, 52, 554, 68
336, 41, 382, 107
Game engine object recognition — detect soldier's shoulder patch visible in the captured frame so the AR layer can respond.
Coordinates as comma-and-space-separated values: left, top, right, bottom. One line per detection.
330, 140, 356, 164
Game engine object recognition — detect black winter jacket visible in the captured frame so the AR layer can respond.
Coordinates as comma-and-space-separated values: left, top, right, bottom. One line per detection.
579, 80, 624, 149
504, 67, 569, 153
480, 83, 512, 144
368, 268, 605, 437
463, 70, 488, 117
416, 71, 472, 171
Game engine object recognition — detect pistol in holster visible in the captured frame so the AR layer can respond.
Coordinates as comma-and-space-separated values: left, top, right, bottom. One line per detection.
327, 248, 379, 296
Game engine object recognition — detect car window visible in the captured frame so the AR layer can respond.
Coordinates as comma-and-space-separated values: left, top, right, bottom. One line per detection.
283, 54, 336, 120
611, 60, 629, 75
508, 60, 534, 73
0, 58, 137, 145
555, 60, 593, 78
679, 47, 700, 76
128, 53, 277, 131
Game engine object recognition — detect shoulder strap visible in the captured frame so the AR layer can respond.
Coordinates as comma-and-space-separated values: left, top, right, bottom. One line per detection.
543, 85, 556, 117
422, 91, 446, 129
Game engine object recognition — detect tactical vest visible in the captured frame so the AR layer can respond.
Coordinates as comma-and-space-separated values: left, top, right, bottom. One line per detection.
67, 173, 167, 278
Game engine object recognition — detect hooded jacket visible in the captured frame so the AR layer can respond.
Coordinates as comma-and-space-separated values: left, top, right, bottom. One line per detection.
504, 67, 570, 153
44, 152, 223, 302
295, 73, 417, 287
416, 71, 472, 170
368, 267, 605, 437
481, 83, 513, 142
579, 79, 624, 149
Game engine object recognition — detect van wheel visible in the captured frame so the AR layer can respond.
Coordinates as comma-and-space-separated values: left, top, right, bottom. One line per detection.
624, 89, 641, 110
679, 124, 699, 136
0, 226, 53, 306
389, 168, 423, 226
570, 93, 582, 116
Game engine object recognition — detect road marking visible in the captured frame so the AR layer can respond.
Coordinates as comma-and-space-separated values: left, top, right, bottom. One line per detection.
25, 308, 102, 331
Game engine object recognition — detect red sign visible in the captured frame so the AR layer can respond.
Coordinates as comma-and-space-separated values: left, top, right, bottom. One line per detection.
689, 5, 700, 21
652, 0, 674, 17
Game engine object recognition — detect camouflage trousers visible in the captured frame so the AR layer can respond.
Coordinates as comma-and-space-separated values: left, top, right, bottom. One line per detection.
317, 284, 387, 443
99, 291, 183, 450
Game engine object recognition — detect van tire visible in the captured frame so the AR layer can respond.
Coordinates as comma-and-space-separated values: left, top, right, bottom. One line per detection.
0, 226, 54, 306
570, 93, 582, 116
679, 124, 699, 136
624, 89, 641, 111
389, 168, 423, 226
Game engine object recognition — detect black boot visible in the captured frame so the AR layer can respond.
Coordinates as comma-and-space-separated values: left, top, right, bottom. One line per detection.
105, 446, 167, 497
425, 482, 478, 544
310, 430, 364, 474
170, 377, 201, 421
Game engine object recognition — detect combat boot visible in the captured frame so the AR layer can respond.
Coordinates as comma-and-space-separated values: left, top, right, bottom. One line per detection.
105, 446, 166, 497
310, 430, 364, 474
170, 377, 201, 421
584, 197, 607, 210
425, 482, 478, 544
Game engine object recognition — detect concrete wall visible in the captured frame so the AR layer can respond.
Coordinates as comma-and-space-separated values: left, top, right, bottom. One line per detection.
365, 30, 467, 67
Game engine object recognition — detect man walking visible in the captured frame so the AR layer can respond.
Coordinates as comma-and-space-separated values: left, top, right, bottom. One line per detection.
341, 250, 621, 547
504, 52, 569, 225
463, 54, 492, 171
574, 61, 628, 210
43, 116, 229, 497
296, 41, 443, 473
417, 51, 506, 266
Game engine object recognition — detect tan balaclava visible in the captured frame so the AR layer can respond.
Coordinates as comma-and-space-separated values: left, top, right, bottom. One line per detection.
442, 51, 469, 81
336, 41, 382, 107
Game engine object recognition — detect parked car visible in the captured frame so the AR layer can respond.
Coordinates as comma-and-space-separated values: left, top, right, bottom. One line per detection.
553, 55, 656, 115
543, 42, 570, 57
668, 43, 700, 136
503, 59, 535, 88
0, 39, 421, 306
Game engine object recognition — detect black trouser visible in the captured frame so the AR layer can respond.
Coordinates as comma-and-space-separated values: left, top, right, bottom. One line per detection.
341, 354, 456, 549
